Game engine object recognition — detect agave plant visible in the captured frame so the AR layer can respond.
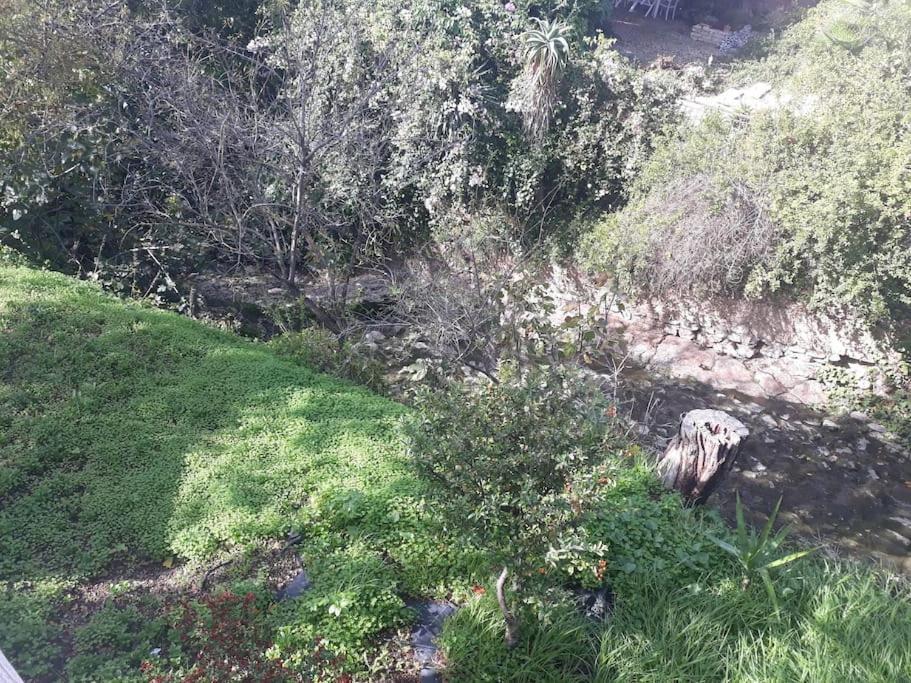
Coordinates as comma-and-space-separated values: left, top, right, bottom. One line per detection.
822, 0, 881, 52
708, 494, 816, 616
519, 17, 571, 139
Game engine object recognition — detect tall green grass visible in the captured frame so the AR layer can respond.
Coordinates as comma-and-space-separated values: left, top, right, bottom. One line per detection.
596, 563, 911, 682
440, 561, 911, 681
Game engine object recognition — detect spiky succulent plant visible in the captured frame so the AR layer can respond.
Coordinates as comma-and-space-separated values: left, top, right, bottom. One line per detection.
519, 17, 570, 139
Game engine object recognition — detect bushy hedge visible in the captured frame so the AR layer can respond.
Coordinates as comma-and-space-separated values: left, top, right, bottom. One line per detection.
583, 0, 911, 329
406, 366, 620, 589
0, 0, 680, 287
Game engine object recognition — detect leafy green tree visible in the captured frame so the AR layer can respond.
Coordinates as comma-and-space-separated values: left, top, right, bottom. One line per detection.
1, 0, 679, 309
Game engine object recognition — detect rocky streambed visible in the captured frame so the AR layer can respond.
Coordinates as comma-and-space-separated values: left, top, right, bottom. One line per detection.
621, 370, 911, 573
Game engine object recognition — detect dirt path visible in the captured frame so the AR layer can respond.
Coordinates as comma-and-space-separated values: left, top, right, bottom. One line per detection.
621, 369, 911, 573
609, 8, 719, 65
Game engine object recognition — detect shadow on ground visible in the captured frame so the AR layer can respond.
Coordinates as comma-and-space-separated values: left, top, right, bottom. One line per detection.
618, 368, 911, 572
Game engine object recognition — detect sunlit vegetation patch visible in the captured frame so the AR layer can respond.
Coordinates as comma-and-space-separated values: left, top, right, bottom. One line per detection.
0, 262, 482, 679
2, 261, 909, 681
583, 0, 911, 329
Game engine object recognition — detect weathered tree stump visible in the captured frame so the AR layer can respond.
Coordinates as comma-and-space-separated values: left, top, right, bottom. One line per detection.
657, 409, 749, 505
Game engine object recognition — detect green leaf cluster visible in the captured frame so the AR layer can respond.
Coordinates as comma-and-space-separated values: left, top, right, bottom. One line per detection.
707, 494, 815, 614
582, 0, 911, 329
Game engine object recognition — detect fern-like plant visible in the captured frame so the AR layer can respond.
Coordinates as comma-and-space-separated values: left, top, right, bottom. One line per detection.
708, 494, 816, 616
519, 17, 571, 139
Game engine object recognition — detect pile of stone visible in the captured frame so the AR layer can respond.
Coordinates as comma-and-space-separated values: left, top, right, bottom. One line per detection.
690, 23, 731, 46
719, 25, 754, 54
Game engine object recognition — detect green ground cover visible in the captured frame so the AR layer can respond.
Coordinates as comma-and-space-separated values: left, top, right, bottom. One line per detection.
1, 261, 910, 681
0, 260, 483, 679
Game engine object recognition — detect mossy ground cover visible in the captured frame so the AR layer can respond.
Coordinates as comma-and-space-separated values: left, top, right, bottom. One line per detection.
0, 262, 484, 679
2, 262, 910, 681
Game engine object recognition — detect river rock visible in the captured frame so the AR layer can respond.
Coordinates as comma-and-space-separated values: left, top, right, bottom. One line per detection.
277, 570, 312, 601
408, 600, 458, 682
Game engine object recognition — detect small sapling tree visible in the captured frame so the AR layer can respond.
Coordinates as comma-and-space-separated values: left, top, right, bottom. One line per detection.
406, 364, 615, 647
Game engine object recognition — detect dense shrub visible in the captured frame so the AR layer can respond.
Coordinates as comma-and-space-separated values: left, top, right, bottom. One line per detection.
488, 34, 682, 243
406, 364, 621, 643
582, 0, 911, 328
585, 169, 776, 297
0, 2, 129, 274
406, 365, 617, 571
1, 0, 678, 292
820, 364, 911, 449
173, 0, 261, 41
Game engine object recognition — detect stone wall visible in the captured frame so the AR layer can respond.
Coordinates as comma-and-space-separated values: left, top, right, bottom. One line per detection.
639, 296, 885, 365
550, 267, 896, 405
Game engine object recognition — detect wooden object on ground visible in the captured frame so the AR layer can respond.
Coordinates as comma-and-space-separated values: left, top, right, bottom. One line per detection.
496, 566, 519, 648
658, 409, 749, 505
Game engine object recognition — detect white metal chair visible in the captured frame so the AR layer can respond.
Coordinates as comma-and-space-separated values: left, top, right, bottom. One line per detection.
622, 0, 679, 19
657, 0, 681, 20
627, 0, 658, 15
1, 648, 24, 683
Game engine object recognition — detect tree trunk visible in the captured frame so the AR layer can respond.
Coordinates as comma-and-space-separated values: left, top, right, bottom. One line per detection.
657, 409, 749, 505
495, 566, 519, 648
